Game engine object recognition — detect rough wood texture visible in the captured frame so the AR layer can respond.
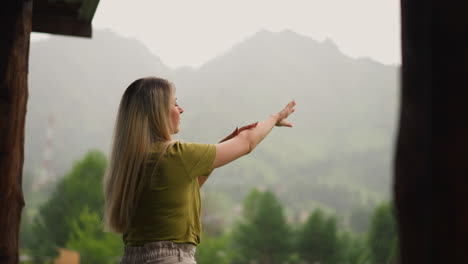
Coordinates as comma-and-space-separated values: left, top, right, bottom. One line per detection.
0, 0, 31, 263
31, 0, 100, 38
396, 1, 468, 263
32, 15, 92, 38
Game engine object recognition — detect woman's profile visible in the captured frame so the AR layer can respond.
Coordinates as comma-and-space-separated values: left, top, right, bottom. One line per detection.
103, 77, 296, 264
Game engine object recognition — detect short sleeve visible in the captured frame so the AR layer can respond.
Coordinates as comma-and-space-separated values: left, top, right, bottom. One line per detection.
177, 142, 216, 180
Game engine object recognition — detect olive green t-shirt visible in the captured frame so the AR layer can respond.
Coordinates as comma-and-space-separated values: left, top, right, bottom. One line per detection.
123, 141, 216, 246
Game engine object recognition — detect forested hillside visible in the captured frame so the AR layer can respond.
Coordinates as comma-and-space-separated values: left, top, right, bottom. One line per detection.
26, 29, 398, 217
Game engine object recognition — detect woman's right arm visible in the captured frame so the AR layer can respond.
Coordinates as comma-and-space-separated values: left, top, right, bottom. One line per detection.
213, 100, 296, 168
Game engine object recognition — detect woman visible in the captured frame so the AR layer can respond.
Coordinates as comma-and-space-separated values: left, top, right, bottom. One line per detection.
103, 77, 295, 264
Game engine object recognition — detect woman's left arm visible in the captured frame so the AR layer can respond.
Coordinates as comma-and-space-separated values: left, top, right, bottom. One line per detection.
198, 122, 258, 188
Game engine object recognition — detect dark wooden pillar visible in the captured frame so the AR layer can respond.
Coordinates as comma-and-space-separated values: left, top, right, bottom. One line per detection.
395, 1, 468, 263
0, 1, 32, 263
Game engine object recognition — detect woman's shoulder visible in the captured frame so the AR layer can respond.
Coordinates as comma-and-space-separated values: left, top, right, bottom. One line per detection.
169, 141, 216, 159
150, 140, 214, 157
148, 140, 190, 156
167, 141, 209, 154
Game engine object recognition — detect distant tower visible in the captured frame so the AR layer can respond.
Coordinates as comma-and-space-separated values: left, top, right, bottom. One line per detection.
44, 115, 55, 181
35, 115, 55, 190
43, 115, 55, 182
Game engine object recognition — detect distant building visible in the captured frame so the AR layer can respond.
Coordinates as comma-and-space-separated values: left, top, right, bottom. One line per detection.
54, 248, 80, 264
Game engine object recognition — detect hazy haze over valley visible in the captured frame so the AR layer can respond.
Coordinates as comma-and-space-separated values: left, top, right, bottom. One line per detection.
26, 29, 398, 218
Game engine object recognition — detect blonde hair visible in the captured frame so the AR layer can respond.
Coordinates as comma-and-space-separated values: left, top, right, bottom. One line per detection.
103, 77, 175, 233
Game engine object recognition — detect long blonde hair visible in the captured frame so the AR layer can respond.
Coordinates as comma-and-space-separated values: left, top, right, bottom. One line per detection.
103, 77, 175, 233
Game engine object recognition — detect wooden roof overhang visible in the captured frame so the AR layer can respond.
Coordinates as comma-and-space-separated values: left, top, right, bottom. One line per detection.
32, 0, 100, 38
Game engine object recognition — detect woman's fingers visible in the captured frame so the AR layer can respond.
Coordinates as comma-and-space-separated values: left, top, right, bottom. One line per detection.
275, 100, 296, 127
286, 100, 295, 111
284, 102, 296, 117
278, 119, 293, 127
289, 108, 295, 117
283, 121, 293, 127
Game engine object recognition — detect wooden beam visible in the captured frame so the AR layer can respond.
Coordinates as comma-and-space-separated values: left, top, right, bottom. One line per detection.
396, 1, 468, 263
78, 0, 101, 21
0, 0, 31, 263
32, 15, 92, 38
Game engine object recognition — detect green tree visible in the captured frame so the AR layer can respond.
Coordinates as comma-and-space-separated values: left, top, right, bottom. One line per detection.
338, 231, 370, 264
66, 207, 122, 264
297, 208, 340, 264
367, 202, 398, 264
19, 212, 34, 251
241, 188, 263, 221
196, 233, 232, 264
231, 189, 291, 264
30, 150, 107, 261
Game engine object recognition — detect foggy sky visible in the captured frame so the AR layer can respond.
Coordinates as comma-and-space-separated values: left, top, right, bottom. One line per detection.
32, 0, 400, 68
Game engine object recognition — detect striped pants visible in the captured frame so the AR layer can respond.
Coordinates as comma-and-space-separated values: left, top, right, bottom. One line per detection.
120, 241, 197, 264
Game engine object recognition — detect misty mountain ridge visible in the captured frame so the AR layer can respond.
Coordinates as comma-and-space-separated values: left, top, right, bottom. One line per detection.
26, 29, 398, 215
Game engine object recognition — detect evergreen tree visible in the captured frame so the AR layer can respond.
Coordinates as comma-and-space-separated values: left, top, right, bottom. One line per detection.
29, 150, 107, 261
19, 211, 32, 250
231, 189, 291, 264
66, 207, 122, 264
297, 208, 340, 264
338, 231, 370, 264
367, 202, 398, 264
196, 233, 232, 264
242, 188, 263, 221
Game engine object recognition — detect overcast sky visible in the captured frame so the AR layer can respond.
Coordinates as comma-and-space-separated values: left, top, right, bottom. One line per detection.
32, 0, 401, 69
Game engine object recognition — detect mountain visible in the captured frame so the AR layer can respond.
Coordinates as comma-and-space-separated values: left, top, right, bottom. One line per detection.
27, 30, 170, 181
26, 29, 398, 216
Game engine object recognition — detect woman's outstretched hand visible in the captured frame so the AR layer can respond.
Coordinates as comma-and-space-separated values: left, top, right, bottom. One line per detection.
218, 100, 294, 143
275, 100, 296, 127
213, 102, 295, 169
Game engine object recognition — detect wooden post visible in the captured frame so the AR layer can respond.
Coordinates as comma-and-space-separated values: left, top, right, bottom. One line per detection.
396, 1, 468, 263
0, 0, 32, 263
